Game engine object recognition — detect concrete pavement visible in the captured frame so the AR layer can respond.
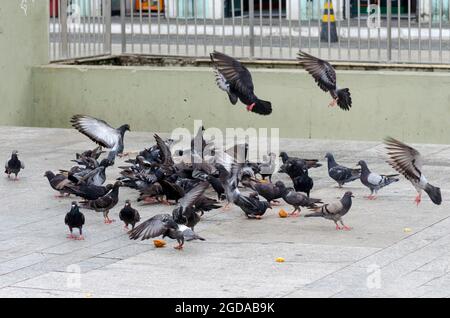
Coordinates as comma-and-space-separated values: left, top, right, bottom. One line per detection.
1, 126, 450, 297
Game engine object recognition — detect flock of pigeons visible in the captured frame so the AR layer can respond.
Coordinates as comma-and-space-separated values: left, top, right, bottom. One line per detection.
3, 50, 443, 250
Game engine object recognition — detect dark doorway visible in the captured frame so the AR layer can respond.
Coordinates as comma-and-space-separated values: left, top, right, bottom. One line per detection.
225, 0, 287, 18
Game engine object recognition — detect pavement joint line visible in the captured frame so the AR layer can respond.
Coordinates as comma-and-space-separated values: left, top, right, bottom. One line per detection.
282, 213, 450, 297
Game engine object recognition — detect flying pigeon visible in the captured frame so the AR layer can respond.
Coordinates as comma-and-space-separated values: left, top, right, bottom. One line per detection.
65, 202, 85, 240
119, 200, 141, 231
5, 150, 24, 180
384, 137, 442, 206
305, 191, 354, 230
210, 51, 272, 115
71, 115, 130, 162
129, 213, 205, 250
325, 152, 361, 187
80, 181, 122, 224
297, 50, 352, 111
357, 160, 399, 200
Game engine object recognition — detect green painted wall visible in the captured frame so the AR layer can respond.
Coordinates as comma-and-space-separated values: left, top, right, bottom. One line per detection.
31, 64, 450, 143
0, 1, 48, 126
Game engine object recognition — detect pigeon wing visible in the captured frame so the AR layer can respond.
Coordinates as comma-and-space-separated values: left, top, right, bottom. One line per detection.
297, 50, 336, 92
210, 51, 255, 99
129, 214, 174, 240
154, 133, 174, 165
71, 115, 120, 151
384, 137, 423, 183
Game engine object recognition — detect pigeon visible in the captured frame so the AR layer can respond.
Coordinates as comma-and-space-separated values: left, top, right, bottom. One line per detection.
279, 152, 321, 169
257, 152, 277, 182
44, 171, 75, 197
119, 200, 141, 231
65, 183, 113, 201
279, 162, 314, 197
357, 160, 399, 200
247, 179, 284, 205
228, 165, 272, 219
325, 152, 361, 187
80, 181, 122, 224
5, 150, 24, 180
129, 214, 205, 250
210, 51, 272, 115
305, 191, 354, 230
297, 50, 352, 110
384, 137, 442, 206
65, 202, 85, 240
172, 182, 209, 230
71, 114, 130, 162
76, 146, 104, 161
278, 182, 322, 216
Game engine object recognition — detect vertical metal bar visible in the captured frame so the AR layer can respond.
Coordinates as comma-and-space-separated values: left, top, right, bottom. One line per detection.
148, 0, 152, 54
288, 0, 292, 59
166, 0, 170, 54
104, 0, 112, 54
249, 0, 255, 58
60, 0, 69, 58
212, 0, 216, 50
387, 0, 392, 62
408, 0, 411, 62
232, 0, 236, 55
269, 0, 273, 57
241, 0, 244, 56
429, 0, 432, 62
278, 0, 282, 58
185, 0, 189, 55
157, 0, 161, 54
347, 0, 350, 59
397, 0, 401, 61
223, 0, 227, 53
377, 1, 381, 61
203, 0, 207, 56
93, 0, 97, 55
327, 0, 331, 59
318, 0, 321, 57
337, 0, 341, 60
139, 0, 143, 53
308, 0, 312, 52
418, 0, 421, 62
357, 0, 360, 60
298, 0, 301, 54
439, 0, 443, 63
176, 0, 179, 54
194, 0, 198, 56
260, 0, 263, 57
120, 0, 126, 53
367, 0, 371, 61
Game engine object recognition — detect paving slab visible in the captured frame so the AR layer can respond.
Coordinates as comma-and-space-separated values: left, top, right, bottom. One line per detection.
1, 126, 450, 297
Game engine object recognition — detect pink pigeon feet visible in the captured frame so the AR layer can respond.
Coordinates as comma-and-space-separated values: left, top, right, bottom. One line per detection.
335, 224, 352, 231
290, 211, 300, 217
104, 218, 115, 224
365, 195, 377, 200
328, 99, 337, 107
414, 194, 422, 206
74, 235, 85, 240
66, 234, 76, 239
246, 103, 255, 112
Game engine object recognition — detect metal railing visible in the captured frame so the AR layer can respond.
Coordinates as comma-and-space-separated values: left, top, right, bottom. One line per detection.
50, 0, 450, 64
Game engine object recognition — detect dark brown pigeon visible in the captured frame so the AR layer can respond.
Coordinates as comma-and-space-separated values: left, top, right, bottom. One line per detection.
210, 51, 272, 115
297, 50, 352, 111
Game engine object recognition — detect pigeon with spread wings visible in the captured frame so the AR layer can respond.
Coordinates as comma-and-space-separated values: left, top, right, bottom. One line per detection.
210, 51, 272, 115
384, 137, 442, 206
71, 115, 130, 162
297, 50, 352, 111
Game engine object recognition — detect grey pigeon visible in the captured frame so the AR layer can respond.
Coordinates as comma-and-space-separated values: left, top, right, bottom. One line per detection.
384, 137, 442, 206
65, 202, 85, 240
119, 200, 141, 231
5, 150, 24, 180
44, 171, 74, 197
71, 114, 130, 162
297, 50, 352, 111
305, 191, 354, 230
210, 51, 272, 115
278, 182, 322, 216
357, 160, 399, 200
129, 213, 205, 250
325, 152, 360, 187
